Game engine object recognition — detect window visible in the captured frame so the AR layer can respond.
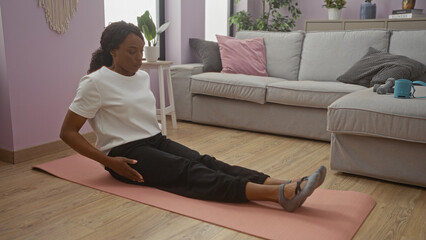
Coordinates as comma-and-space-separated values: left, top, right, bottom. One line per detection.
104, 0, 157, 27
205, 0, 233, 41
104, 0, 165, 60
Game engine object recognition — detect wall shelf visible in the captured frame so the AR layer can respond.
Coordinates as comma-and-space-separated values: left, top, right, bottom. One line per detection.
305, 18, 426, 32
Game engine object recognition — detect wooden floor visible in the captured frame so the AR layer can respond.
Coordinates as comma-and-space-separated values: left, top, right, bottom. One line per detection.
1, 121, 425, 240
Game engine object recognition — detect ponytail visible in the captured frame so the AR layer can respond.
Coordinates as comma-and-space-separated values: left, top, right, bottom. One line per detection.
88, 48, 112, 74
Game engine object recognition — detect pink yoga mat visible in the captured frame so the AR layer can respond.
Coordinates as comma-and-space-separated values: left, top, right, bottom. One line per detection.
34, 155, 375, 240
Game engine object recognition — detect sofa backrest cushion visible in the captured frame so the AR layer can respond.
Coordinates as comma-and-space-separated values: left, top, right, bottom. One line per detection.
298, 30, 390, 81
389, 30, 426, 66
236, 31, 305, 80
389, 30, 426, 81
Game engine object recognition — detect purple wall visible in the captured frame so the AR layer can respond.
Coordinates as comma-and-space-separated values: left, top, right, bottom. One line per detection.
159, 0, 205, 107
165, 0, 182, 64
0, 0, 104, 151
165, 0, 205, 64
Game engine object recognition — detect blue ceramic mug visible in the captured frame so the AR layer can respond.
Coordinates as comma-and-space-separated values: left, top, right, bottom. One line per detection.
394, 79, 413, 98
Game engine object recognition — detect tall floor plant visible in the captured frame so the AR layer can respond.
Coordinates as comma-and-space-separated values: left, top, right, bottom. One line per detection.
229, 0, 301, 32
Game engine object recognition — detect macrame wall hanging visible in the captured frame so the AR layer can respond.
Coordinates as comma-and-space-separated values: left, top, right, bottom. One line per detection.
39, 0, 79, 34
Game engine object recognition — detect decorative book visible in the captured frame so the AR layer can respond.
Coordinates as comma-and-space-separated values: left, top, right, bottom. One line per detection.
392, 9, 423, 14
389, 13, 425, 19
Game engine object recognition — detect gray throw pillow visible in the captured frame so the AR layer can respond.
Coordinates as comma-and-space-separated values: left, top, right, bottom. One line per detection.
337, 47, 426, 87
189, 38, 222, 72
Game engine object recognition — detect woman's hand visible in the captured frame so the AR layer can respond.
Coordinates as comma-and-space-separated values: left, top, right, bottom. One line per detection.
107, 157, 144, 182
60, 110, 144, 183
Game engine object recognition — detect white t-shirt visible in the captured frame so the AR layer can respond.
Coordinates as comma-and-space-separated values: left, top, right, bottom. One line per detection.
69, 66, 161, 154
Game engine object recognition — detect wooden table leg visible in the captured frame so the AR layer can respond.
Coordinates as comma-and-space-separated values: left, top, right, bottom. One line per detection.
166, 67, 177, 128
158, 65, 167, 135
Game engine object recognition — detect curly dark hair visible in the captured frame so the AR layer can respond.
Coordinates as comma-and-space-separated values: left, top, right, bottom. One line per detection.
88, 21, 144, 74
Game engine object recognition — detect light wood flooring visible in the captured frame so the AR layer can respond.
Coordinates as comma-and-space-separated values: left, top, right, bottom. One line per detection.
1, 121, 425, 240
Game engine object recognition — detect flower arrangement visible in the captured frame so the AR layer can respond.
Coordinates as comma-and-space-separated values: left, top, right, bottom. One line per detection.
322, 0, 347, 9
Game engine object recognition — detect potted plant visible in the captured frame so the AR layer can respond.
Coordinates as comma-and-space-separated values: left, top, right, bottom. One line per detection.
322, 0, 346, 20
137, 10, 170, 62
229, 0, 302, 32
360, 0, 376, 19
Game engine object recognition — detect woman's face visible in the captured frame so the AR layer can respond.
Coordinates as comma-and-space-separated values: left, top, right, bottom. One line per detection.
110, 33, 144, 76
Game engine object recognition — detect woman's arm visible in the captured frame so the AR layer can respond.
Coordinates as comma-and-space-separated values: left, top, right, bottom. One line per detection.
60, 110, 144, 182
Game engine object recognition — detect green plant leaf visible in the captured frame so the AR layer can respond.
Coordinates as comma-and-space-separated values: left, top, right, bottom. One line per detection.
157, 21, 170, 34
142, 25, 154, 46
229, 10, 255, 31
322, 0, 346, 9
138, 10, 157, 46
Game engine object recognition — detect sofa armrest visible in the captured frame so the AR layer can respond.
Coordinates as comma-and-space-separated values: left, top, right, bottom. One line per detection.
171, 63, 204, 121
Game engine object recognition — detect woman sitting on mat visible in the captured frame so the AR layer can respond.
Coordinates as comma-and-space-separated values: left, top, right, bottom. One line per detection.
60, 21, 326, 212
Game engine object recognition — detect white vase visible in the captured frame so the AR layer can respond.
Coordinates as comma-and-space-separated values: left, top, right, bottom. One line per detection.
328, 8, 342, 20
144, 46, 159, 62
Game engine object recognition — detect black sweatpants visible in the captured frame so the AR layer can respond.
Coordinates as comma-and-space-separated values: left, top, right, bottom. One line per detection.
105, 133, 269, 203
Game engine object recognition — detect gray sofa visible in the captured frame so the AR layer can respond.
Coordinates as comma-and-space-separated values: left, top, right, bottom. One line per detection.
170, 29, 426, 187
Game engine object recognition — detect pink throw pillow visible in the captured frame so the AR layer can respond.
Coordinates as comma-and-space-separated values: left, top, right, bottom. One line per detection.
216, 35, 268, 76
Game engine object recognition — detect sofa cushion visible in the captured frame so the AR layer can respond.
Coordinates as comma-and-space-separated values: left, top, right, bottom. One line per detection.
299, 30, 390, 81
328, 87, 426, 144
216, 35, 268, 76
190, 72, 283, 104
389, 30, 426, 82
336, 47, 425, 87
236, 31, 304, 80
389, 30, 426, 66
189, 38, 222, 72
266, 81, 365, 109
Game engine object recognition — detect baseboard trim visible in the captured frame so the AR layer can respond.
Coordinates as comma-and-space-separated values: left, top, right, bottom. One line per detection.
0, 132, 96, 164
0, 148, 14, 163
